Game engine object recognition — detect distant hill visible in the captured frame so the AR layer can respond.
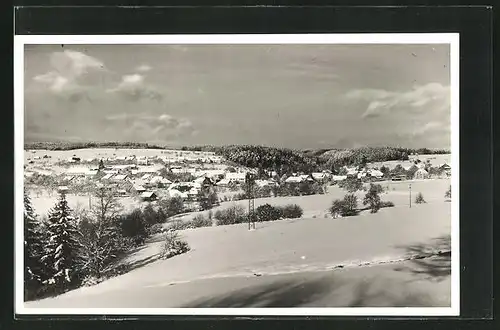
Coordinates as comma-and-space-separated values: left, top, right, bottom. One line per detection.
24, 141, 449, 173
24, 141, 171, 151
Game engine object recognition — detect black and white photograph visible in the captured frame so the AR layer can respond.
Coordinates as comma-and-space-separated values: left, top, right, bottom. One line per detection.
15, 34, 459, 316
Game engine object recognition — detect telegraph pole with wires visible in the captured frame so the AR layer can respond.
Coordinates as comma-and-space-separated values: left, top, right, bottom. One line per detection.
409, 183, 412, 208
245, 172, 256, 230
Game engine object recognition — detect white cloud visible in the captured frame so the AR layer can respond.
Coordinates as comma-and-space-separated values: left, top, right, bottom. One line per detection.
105, 113, 195, 141
32, 50, 105, 99
347, 83, 450, 119
107, 74, 162, 102
136, 64, 152, 72
50, 50, 104, 78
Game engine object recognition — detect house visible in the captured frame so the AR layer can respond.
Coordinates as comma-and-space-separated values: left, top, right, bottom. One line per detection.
255, 179, 277, 188
117, 189, 128, 196
331, 175, 348, 182
194, 176, 214, 187
195, 169, 225, 180
63, 175, 75, 183
141, 174, 153, 181
357, 171, 368, 179
168, 189, 189, 199
137, 157, 148, 165
101, 173, 114, 181
284, 176, 305, 184
368, 169, 384, 178
216, 178, 232, 187
391, 174, 407, 181
225, 172, 247, 183
414, 168, 429, 180
140, 191, 158, 201
112, 174, 128, 181
299, 174, 315, 182
57, 186, 69, 193
187, 187, 200, 200
133, 185, 146, 194
117, 180, 134, 192
440, 163, 451, 171
311, 172, 331, 181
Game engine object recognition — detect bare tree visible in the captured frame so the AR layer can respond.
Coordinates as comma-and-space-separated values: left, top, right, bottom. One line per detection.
78, 187, 127, 279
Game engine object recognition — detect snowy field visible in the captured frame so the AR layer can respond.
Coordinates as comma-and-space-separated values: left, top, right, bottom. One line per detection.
26, 178, 452, 308
176, 178, 450, 221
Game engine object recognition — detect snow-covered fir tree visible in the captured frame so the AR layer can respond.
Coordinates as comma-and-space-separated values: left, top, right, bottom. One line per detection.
24, 191, 45, 300
41, 192, 82, 293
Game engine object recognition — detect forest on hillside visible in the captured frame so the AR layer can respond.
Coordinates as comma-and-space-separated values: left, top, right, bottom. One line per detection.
25, 141, 449, 174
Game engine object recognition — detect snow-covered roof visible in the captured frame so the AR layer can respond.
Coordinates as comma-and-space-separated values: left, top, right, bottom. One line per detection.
101, 173, 114, 180
369, 169, 384, 177
331, 175, 347, 181
255, 179, 277, 187
141, 191, 156, 198
312, 172, 328, 179
285, 176, 305, 183
226, 172, 247, 180
113, 174, 128, 181
216, 178, 231, 186
169, 189, 188, 199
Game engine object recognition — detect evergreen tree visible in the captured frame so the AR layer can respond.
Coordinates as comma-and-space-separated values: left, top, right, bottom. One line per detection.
24, 191, 45, 300
41, 192, 82, 294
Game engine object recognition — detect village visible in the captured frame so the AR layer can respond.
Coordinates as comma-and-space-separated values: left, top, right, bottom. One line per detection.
23, 147, 452, 216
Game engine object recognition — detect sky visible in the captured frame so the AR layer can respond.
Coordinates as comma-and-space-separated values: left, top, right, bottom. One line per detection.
24, 43, 451, 150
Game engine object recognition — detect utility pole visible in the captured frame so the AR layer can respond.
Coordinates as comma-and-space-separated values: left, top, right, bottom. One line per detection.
409, 183, 412, 208
245, 173, 256, 230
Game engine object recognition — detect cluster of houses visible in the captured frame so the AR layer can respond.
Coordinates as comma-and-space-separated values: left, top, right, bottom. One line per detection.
25, 150, 452, 204
26, 150, 224, 165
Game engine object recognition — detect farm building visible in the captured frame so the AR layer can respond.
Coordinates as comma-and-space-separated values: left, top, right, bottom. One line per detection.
193, 176, 214, 187
255, 179, 277, 188
368, 169, 384, 178
140, 191, 158, 201
311, 172, 331, 181
226, 172, 247, 183
331, 175, 348, 182
101, 173, 114, 181
133, 185, 146, 194
168, 189, 189, 199
414, 168, 429, 180
391, 174, 408, 181
215, 178, 233, 187
285, 176, 307, 184
112, 174, 128, 181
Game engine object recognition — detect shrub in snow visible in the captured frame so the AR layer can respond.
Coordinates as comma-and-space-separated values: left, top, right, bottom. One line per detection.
147, 223, 165, 236
380, 201, 395, 208
214, 205, 247, 225
330, 194, 360, 218
165, 219, 193, 231
191, 214, 213, 228
415, 192, 426, 204
280, 204, 303, 219
159, 230, 190, 260
81, 275, 105, 287
445, 185, 451, 200
329, 199, 344, 218
256, 204, 282, 222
